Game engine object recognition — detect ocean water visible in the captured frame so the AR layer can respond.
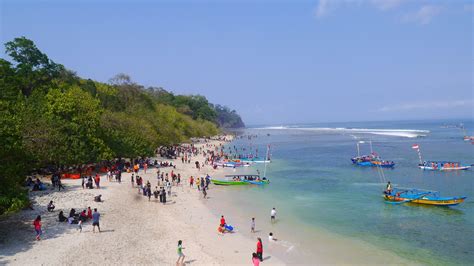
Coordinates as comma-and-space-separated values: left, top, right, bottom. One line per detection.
212, 120, 474, 264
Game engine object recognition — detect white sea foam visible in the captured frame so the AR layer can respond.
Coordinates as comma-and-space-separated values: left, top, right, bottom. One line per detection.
254, 126, 429, 138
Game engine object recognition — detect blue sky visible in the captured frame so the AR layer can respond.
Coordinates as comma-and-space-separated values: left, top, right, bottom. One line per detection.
1, 0, 472, 125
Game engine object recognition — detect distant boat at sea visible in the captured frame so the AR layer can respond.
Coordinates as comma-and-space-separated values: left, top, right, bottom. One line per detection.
418, 161, 471, 171
351, 141, 395, 168
412, 144, 471, 171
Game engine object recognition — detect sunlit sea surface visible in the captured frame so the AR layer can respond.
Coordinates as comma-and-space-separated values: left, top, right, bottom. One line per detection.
213, 120, 473, 265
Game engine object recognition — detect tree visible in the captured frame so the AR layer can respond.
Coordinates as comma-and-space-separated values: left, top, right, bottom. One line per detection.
4, 36, 63, 96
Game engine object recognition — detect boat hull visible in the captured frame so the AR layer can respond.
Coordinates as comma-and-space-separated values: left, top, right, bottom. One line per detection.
245, 180, 270, 185
383, 195, 466, 206
355, 161, 395, 168
419, 165, 471, 171
211, 180, 248, 186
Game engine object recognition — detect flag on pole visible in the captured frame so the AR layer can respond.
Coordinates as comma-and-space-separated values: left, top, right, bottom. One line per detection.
412, 144, 419, 149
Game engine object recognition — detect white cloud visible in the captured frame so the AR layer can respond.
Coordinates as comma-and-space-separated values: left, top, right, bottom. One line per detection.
315, 0, 331, 18
379, 100, 474, 112
403, 5, 442, 25
314, 0, 403, 18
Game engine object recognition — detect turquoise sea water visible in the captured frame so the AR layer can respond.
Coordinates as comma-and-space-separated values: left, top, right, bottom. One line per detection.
215, 120, 473, 264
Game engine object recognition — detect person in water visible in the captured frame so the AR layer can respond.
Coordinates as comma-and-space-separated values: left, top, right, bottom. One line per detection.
270, 208, 276, 223
385, 181, 392, 195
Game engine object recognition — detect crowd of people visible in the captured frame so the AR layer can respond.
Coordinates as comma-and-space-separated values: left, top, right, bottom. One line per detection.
26, 135, 283, 265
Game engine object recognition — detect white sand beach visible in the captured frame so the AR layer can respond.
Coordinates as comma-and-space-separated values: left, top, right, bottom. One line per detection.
0, 138, 285, 265
0, 137, 414, 265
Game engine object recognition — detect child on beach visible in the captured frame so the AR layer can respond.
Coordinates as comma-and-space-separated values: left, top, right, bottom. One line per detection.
251, 218, 255, 233
268, 232, 277, 241
33, 215, 42, 241
176, 240, 185, 265
252, 253, 260, 266
78, 220, 83, 232
47, 201, 55, 212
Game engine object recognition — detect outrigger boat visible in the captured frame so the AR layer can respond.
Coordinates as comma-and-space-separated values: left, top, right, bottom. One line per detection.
383, 188, 467, 206
351, 141, 395, 168
418, 161, 471, 171
211, 174, 270, 186
412, 144, 471, 171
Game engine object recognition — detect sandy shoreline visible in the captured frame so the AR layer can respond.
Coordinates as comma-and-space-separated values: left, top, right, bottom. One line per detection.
0, 138, 285, 265
0, 136, 414, 265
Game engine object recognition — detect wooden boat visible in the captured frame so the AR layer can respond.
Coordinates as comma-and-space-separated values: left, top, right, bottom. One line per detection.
211, 174, 269, 186
412, 145, 471, 170
383, 188, 466, 206
211, 179, 248, 186
353, 159, 395, 168
418, 161, 471, 171
351, 141, 395, 168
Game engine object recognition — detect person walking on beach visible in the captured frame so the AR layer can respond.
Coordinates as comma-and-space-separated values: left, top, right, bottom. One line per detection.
256, 238, 263, 261
251, 218, 255, 233
92, 208, 101, 233
33, 215, 42, 241
189, 176, 194, 188
202, 186, 207, 199
95, 174, 100, 189
271, 207, 276, 223
196, 177, 201, 191
220, 215, 226, 227
176, 240, 185, 266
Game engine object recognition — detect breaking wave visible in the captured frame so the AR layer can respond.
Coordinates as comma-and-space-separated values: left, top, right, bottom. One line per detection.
254, 126, 429, 138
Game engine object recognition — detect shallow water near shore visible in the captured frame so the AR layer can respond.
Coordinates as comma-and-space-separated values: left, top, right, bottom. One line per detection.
210, 119, 474, 264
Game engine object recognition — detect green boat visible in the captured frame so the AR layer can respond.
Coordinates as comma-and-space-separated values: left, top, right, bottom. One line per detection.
211, 174, 269, 186
211, 179, 248, 186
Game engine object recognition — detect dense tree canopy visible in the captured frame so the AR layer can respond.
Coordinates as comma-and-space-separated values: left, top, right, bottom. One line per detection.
0, 37, 242, 215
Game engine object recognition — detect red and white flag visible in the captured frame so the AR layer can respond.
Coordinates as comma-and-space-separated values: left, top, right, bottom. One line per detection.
412, 144, 419, 149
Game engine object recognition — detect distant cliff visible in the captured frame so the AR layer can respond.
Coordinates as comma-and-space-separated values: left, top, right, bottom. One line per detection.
214, 104, 245, 128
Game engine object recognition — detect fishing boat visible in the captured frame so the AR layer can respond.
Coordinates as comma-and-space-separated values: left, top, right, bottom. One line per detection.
418, 161, 471, 171
239, 158, 271, 164
211, 174, 269, 186
412, 144, 471, 170
463, 136, 474, 141
351, 141, 395, 168
460, 124, 474, 141
383, 188, 467, 206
